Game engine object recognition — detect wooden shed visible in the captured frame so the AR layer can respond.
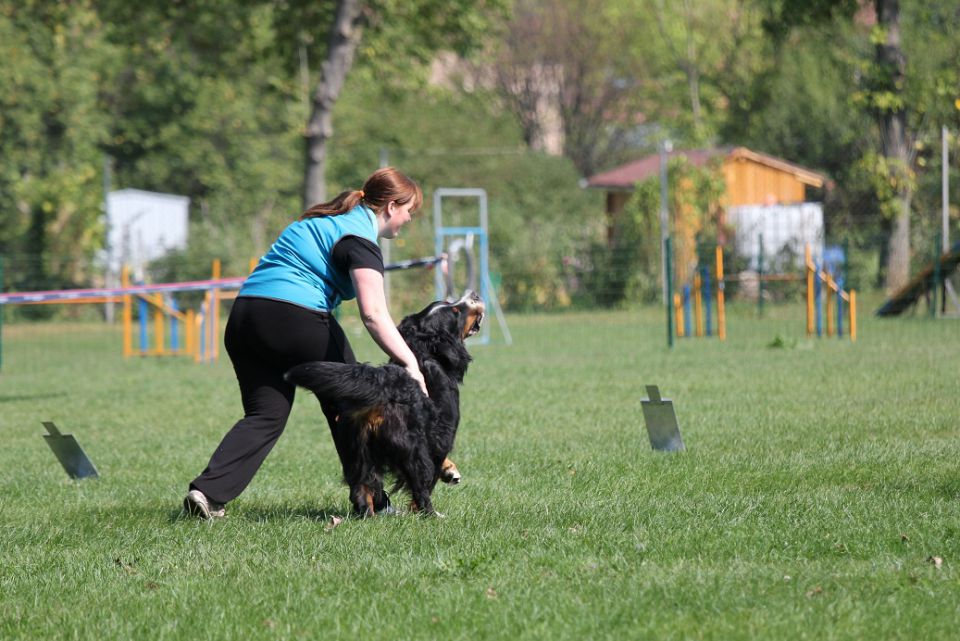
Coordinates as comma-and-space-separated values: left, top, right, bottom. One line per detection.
585, 146, 828, 285
586, 146, 827, 218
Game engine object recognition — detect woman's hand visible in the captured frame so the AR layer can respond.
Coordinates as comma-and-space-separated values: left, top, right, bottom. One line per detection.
405, 362, 429, 397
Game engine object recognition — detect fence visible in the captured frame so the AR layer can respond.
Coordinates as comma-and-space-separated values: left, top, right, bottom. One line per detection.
2, 222, 958, 373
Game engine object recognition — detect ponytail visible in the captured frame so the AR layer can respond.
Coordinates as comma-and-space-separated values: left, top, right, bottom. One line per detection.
300, 190, 365, 220
300, 167, 421, 221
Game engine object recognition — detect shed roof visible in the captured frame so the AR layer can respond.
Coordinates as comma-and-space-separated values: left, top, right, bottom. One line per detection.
585, 146, 826, 191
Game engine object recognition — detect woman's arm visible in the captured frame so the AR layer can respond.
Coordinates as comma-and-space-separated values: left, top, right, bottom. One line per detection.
351, 267, 428, 395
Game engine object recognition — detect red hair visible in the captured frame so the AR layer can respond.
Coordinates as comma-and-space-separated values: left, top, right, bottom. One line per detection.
301, 167, 422, 220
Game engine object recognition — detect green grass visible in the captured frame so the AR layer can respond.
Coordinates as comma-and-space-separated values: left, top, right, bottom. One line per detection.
1, 303, 959, 640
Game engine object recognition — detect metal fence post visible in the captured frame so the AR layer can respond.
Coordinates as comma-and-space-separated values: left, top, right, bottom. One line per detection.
932, 232, 942, 318
0, 254, 4, 372
757, 233, 765, 318
666, 237, 674, 348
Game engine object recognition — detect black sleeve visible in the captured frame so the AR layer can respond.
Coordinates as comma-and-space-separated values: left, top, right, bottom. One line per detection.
332, 235, 384, 274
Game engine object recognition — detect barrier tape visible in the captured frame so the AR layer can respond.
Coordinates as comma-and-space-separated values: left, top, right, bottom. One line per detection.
0, 256, 444, 305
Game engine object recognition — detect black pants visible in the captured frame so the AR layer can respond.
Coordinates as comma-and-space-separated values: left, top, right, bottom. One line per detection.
189, 297, 355, 504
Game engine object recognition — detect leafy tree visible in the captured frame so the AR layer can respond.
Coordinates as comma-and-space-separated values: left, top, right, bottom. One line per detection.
720, 13, 884, 276
578, 157, 725, 307
870, 0, 912, 292
330, 79, 602, 310
488, 0, 645, 176
645, 0, 767, 145
96, 1, 306, 276
746, 0, 960, 290
293, 0, 507, 207
0, 1, 118, 295
489, 0, 770, 175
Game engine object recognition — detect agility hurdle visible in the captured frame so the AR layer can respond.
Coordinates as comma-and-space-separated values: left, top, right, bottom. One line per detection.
672, 246, 726, 341
433, 188, 512, 345
120, 259, 266, 363
122, 266, 191, 358
805, 244, 856, 341
0, 255, 452, 368
0, 268, 244, 366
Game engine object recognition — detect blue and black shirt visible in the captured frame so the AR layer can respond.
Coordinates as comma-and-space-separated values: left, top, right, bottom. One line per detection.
239, 205, 383, 311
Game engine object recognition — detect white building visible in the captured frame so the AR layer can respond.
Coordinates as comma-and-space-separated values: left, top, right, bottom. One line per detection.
105, 189, 190, 273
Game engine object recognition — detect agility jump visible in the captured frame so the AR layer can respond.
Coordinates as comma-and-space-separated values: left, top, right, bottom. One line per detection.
805, 244, 857, 341
0, 255, 447, 368
672, 245, 727, 341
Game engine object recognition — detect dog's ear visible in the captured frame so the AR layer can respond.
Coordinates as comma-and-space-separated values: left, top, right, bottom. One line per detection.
399, 308, 455, 348
431, 333, 471, 381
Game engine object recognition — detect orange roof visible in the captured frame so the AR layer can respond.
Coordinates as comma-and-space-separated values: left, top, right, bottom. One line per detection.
585, 146, 826, 190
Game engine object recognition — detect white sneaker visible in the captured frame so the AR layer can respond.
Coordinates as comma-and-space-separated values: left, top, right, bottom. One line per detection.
183, 490, 226, 520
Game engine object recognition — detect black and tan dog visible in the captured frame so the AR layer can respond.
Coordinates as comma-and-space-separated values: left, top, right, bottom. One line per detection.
285, 292, 484, 516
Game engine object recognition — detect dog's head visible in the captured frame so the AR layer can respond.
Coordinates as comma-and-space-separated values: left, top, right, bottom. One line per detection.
397, 292, 485, 379
404, 291, 485, 340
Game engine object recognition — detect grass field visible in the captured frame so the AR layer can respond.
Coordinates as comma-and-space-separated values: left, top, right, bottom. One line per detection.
1, 301, 959, 640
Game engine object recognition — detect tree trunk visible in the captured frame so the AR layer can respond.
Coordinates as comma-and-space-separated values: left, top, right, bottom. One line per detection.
876, 0, 911, 293
303, 0, 364, 210
686, 63, 702, 131
683, 0, 702, 132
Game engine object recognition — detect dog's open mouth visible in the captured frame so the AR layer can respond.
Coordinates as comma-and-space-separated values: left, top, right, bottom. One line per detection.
454, 291, 485, 339
467, 311, 484, 336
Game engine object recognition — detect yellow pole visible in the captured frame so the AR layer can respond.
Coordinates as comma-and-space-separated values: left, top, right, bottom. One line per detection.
249, 257, 258, 273
121, 266, 132, 357
153, 293, 165, 355
211, 259, 221, 362
184, 309, 194, 358
715, 247, 726, 341
694, 273, 703, 338
194, 304, 205, 363
805, 245, 814, 337
849, 290, 857, 342
674, 293, 684, 337
825, 274, 835, 337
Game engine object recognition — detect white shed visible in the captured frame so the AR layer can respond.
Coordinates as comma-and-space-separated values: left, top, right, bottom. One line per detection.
728, 203, 824, 271
105, 189, 190, 272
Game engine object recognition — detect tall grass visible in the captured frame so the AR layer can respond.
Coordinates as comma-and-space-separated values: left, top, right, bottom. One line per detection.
1, 302, 958, 640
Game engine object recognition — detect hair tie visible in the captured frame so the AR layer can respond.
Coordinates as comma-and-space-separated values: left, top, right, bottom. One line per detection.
358, 190, 365, 199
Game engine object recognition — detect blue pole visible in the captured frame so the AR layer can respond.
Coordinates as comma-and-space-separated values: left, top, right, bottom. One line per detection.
138, 293, 148, 353
434, 229, 444, 302
683, 284, 692, 338
703, 266, 713, 337
170, 297, 179, 351
480, 230, 490, 344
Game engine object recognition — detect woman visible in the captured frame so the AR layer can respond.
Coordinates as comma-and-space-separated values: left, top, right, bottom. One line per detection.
183, 167, 426, 519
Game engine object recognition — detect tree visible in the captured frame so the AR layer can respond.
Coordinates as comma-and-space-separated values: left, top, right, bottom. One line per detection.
98, 0, 304, 273
489, 0, 648, 176
297, 0, 507, 208
0, 1, 118, 291
303, 0, 364, 207
873, 0, 911, 292
746, 0, 960, 290
648, 0, 765, 144
489, 0, 769, 175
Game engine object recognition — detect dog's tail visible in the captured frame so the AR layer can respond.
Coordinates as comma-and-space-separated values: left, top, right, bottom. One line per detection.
284, 361, 395, 406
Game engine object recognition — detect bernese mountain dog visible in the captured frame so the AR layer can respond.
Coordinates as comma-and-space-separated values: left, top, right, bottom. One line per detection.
285, 292, 484, 516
